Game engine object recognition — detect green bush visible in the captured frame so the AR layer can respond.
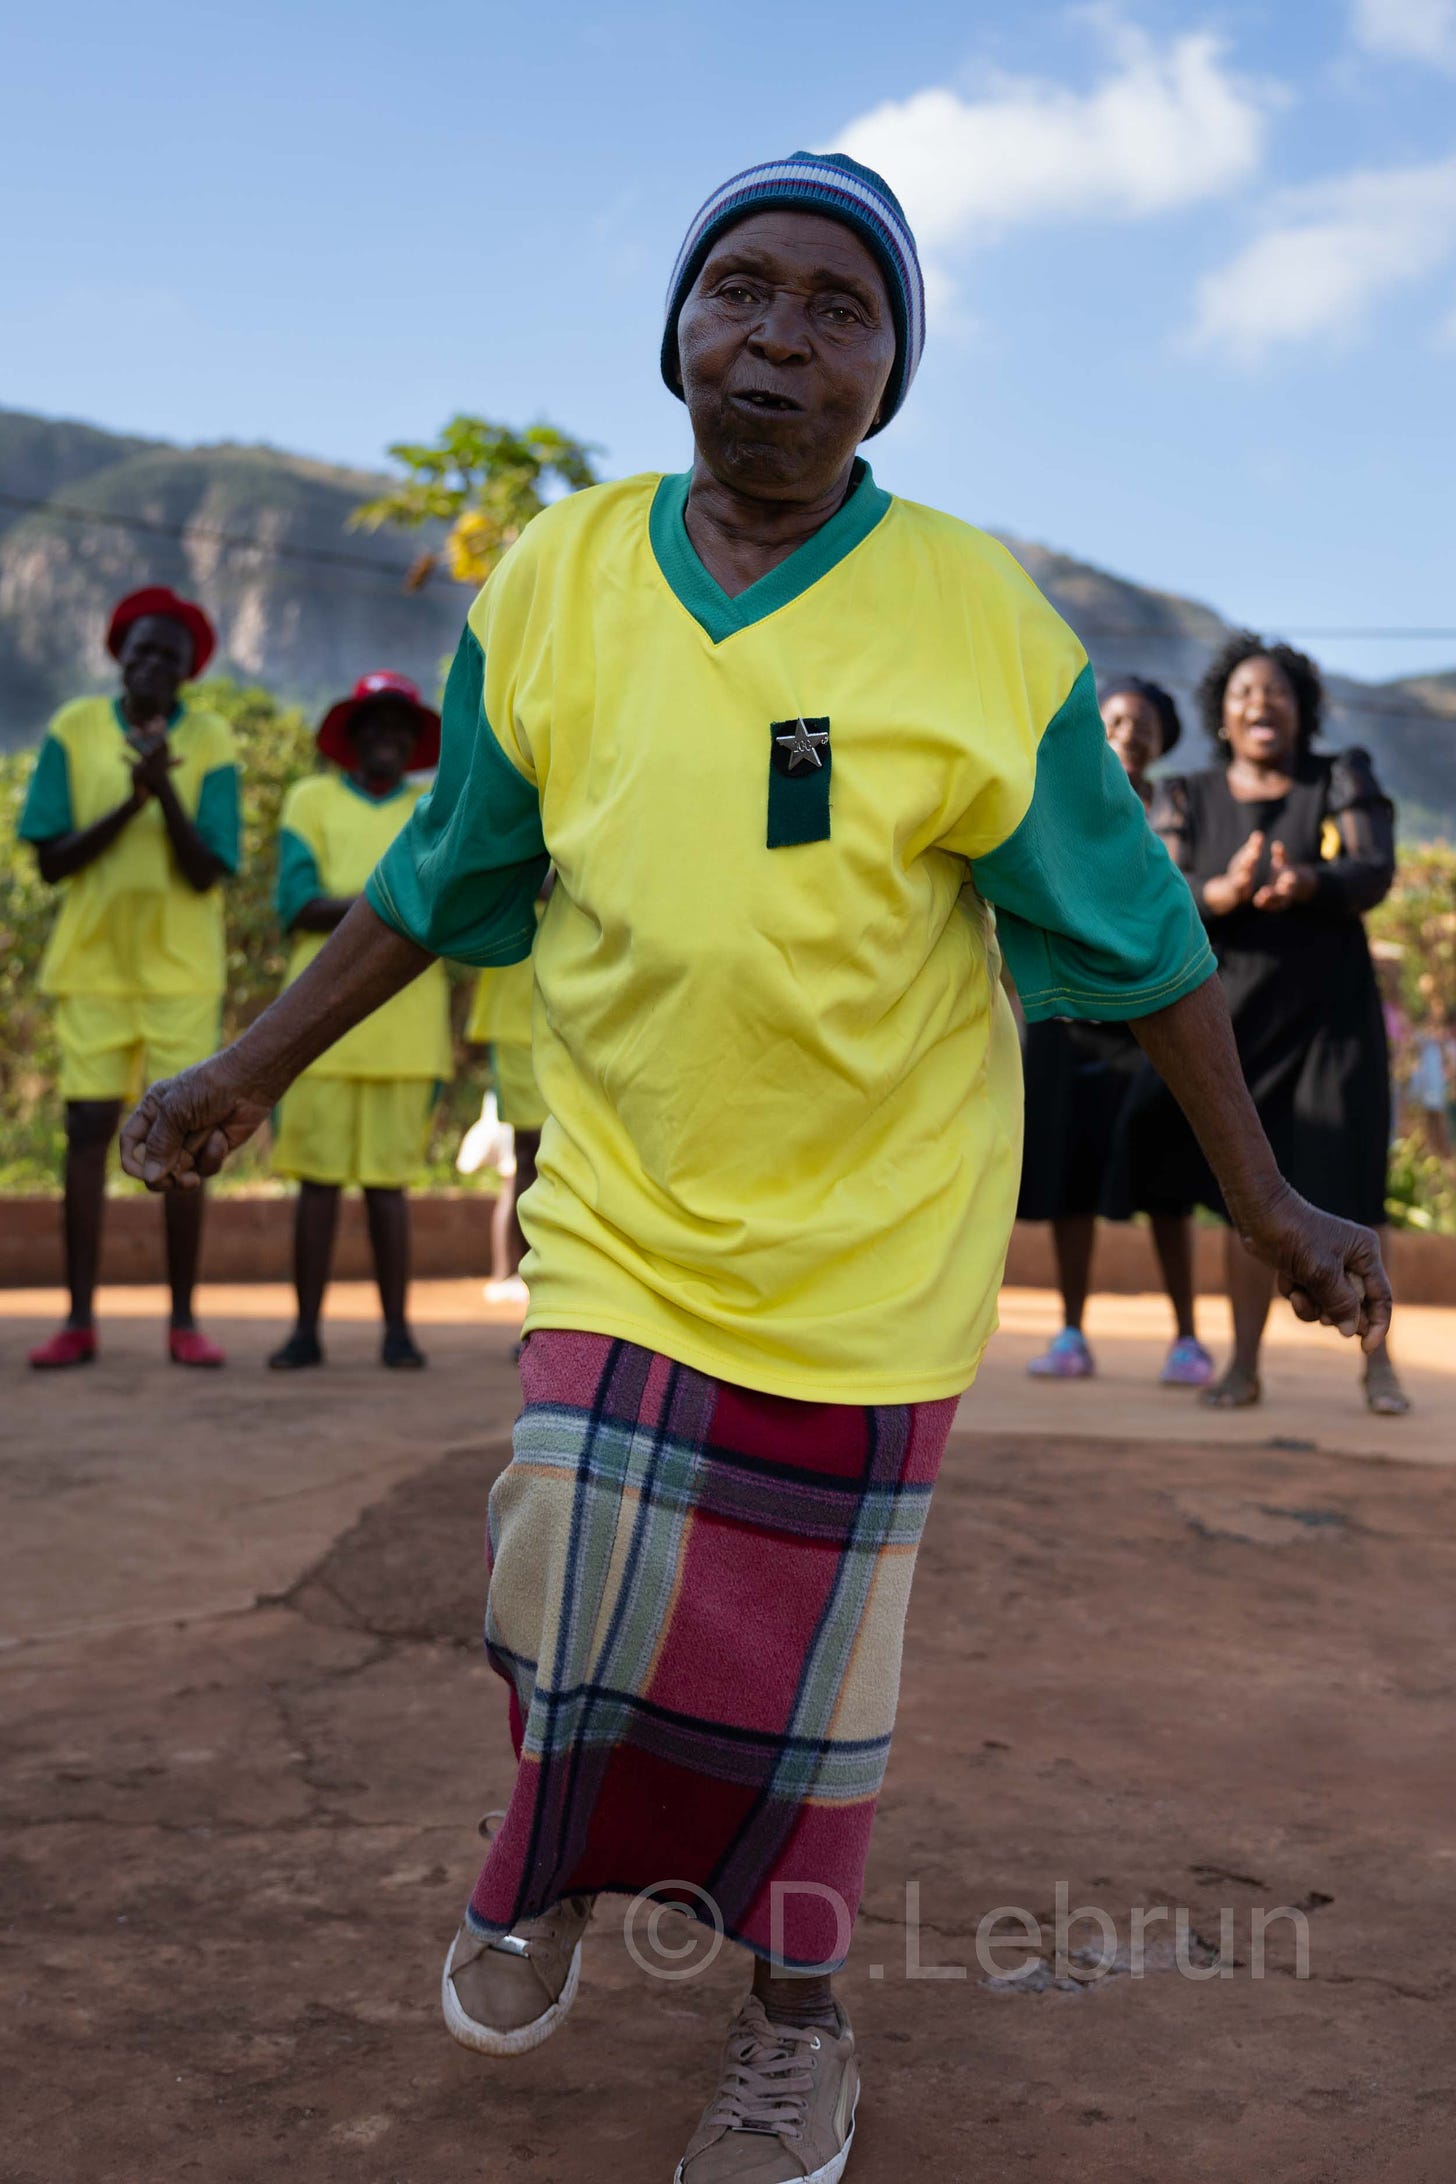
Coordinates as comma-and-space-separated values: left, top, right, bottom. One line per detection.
0, 681, 492, 1194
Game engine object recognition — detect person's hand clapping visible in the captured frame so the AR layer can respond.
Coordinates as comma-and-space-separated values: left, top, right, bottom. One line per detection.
120, 1056, 276, 1192
1252, 839, 1316, 912
1202, 829, 1265, 917
1237, 1182, 1391, 1353
128, 720, 181, 801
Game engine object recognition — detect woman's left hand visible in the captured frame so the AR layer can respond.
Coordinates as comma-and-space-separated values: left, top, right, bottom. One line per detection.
1252, 840, 1316, 911
1238, 1183, 1391, 1351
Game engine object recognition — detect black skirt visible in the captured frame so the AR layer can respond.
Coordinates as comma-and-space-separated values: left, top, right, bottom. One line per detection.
1017, 1018, 1178, 1221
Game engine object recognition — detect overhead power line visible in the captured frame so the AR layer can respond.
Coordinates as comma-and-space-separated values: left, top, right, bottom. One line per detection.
2, 490, 1456, 677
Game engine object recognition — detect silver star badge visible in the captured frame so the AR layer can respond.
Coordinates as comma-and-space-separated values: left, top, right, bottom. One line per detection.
775, 716, 829, 771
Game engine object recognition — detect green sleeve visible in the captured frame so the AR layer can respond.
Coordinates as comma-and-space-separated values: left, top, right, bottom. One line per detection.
195, 763, 241, 874
276, 826, 324, 931
16, 735, 74, 842
364, 624, 548, 965
971, 663, 1216, 1022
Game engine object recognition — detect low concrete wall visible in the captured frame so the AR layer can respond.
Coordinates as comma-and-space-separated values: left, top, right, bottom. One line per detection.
0, 1191, 496, 1290
4, 1195, 1456, 1305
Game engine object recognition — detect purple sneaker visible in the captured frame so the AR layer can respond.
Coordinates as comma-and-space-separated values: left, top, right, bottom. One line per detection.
1027, 1328, 1095, 1379
1160, 1337, 1215, 1387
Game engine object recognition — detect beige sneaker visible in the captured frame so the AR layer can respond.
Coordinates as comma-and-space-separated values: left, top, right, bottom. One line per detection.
675, 1995, 859, 2183
441, 1895, 592, 2057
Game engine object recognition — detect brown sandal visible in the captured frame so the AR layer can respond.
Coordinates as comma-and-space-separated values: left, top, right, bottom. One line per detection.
1364, 1360, 1411, 1416
1200, 1364, 1262, 1409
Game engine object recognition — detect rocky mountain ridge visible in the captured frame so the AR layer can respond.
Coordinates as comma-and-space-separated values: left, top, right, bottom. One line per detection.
3, 405, 1452, 835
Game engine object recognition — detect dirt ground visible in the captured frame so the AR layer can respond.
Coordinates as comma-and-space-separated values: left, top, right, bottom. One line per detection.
3, 1281, 1455, 2184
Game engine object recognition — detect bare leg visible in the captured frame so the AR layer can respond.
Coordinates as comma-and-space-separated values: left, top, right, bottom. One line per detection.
1202, 1226, 1270, 1406
1364, 1228, 1410, 1412
1050, 1214, 1095, 1332
509, 1130, 541, 1277
164, 1183, 206, 1330
1150, 1212, 1198, 1341
489, 1172, 516, 1283
752, 1958, 839, 2031
62, 1100, 120, 1329
364, 1185, 411, 1337
293, 1181, 341, 1340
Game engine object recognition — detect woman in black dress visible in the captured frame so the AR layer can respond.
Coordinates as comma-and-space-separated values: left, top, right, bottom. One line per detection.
1020, 677, 1212, 1386
1128, 632, 1407, 1413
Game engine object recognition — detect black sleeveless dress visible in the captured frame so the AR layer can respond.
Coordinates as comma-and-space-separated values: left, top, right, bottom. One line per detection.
1120, 749, 1393, 1227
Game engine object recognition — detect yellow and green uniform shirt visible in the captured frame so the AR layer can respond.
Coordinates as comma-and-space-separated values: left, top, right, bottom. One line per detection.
466, 954, 535, 1048
367, 464, 1213, 1402
467, 937, 546, 1132
277, 770, 452, 1082
17, 695, 239, 996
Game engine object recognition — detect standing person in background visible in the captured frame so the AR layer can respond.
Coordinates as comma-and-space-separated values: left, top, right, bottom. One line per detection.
268, 674, 451, 1371
1128, 632, 1408, 1414
1408, 979, 1451, 1158
466, 895, 547, 1307
1020, 676, 1213, 1386
18, 586, 236, 1370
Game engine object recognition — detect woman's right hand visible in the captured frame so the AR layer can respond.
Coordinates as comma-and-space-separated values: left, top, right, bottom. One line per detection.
120, 1055, 277, 1191
1202, 829, 1265, 917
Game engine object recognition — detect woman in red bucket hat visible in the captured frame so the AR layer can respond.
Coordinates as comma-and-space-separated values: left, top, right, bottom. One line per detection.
267, 673, 450, 1370
18, 584, 237, 1370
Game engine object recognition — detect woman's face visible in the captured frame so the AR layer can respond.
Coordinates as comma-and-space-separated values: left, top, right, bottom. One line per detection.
1222, 655, 1299, 768
348, 701, 416, 788
1101, 690, 1162, 782
676, 210, 896, 496
118, 614, 192, 716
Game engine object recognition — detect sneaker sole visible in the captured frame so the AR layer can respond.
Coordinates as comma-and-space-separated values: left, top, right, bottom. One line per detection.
673, 2084, 858, 2184
440, 1930, 582, 2058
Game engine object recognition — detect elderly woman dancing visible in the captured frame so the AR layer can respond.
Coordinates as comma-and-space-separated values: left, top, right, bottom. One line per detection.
122, 156, 1389, 2184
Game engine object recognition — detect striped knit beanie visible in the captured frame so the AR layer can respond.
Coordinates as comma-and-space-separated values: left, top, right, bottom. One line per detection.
660, 151, 926, 437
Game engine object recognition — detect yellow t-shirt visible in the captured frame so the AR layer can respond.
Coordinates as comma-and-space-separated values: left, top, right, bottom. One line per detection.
277, 770, 453, 1083
367, 465, 1212, 1401
18, 695, 239, 998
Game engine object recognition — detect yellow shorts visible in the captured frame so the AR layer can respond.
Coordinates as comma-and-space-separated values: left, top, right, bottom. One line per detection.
489, 1041, 547, 1131
272, 1077, 438, 1189
56, 993, 222, 1103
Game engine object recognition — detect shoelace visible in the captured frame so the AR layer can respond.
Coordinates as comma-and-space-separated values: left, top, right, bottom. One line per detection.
703, 2015, 821, 2143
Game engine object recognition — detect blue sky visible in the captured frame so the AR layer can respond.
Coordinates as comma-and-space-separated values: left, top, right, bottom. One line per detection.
4, 0, 1454, 683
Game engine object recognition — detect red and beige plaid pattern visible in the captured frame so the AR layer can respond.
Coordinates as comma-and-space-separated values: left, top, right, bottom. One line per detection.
467, 1330, 959, 1970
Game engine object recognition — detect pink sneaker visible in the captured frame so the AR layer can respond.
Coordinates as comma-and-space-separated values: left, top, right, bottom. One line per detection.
29, 1326, 97, 1370
1027, 1328, 1095, 1379
169, 1327, 226, 1369
1160, 1337, 1215, 1387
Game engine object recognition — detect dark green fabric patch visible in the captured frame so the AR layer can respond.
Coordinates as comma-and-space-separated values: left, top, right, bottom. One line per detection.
768, 717, 831, 847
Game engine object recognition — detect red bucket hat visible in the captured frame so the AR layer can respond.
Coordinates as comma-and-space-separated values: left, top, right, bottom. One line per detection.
106, 585, 216, 677
317, 671, 441, 772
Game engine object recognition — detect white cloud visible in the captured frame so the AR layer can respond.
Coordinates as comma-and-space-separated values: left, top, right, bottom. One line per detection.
831, 21, 1272, 262
1351, 0, 1456, 70
1190, 155, 1456, 359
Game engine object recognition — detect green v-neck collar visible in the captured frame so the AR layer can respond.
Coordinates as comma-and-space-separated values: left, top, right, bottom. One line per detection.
113, 697, 184, 734
648, 458, 892, 643
343, 772, 409, 806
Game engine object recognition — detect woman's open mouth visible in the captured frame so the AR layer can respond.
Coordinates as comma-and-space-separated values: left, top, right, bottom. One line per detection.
729, 388, 801, 414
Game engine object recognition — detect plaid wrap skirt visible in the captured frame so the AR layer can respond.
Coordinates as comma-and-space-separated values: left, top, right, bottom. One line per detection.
468, 1330, 960, 1970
